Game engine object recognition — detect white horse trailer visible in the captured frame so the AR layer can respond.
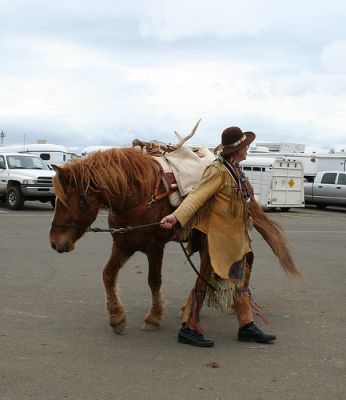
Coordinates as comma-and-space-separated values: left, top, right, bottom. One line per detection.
249, 145, 346, 181
240, 157, 305, 210
0, 144, 77, 167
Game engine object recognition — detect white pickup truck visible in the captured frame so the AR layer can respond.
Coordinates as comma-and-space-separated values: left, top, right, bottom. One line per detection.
304, 170, 346, 208
0, 152, 56, 210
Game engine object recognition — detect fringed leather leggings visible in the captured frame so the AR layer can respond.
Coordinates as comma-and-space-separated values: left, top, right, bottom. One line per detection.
181, 233, 254, 335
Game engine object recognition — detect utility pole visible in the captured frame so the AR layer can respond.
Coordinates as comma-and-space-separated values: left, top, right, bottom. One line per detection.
0, 130, 5, 146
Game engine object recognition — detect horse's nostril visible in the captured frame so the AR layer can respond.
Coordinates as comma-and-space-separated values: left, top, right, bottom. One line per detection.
62, 241, 70, 253
51, 241, 56, 251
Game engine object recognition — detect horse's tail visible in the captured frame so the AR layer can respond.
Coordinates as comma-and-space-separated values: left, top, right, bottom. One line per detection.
251, 200, 303, 280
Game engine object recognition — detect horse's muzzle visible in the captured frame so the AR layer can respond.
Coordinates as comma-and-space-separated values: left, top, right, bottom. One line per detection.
50, 240, 73, 253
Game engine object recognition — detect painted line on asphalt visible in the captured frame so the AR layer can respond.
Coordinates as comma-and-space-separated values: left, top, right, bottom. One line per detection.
0, 214, 52, 217
280, 211, 346, 218
1, 307, 49, 319
1, 213, 109, 218
285, 230, 346, 233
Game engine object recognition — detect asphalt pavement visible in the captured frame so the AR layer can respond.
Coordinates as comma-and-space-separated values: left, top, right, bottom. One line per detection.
0, 202, 345, 400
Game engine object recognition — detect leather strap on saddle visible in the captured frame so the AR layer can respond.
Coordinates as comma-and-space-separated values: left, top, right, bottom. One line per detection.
113, 166, 175, 225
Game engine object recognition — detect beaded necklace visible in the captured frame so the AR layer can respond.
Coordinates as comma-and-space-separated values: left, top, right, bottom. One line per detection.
220, 156, 253, 210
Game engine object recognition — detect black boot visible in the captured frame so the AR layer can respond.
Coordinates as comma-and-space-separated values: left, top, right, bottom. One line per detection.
178, 326, 214, 347
238, 322, 276, 343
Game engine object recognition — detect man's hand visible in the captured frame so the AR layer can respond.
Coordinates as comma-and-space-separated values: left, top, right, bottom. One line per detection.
160, 214, 177, 229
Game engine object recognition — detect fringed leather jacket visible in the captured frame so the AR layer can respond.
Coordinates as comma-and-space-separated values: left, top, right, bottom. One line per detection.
174, 158, 252, 279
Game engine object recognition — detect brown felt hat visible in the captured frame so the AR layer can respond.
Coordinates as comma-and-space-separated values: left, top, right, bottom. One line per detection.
217, 126, 256, 156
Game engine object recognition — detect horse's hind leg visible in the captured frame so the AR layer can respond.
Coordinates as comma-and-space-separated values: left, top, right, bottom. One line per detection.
103, 244, 131, 333
142, 245, 165, 331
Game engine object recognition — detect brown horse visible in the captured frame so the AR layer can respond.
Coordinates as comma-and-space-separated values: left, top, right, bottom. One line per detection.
49, 147, 176, 332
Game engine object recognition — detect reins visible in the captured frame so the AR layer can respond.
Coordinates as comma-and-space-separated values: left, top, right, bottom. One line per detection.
173, 227, 216, 291
87, 221, 162, 234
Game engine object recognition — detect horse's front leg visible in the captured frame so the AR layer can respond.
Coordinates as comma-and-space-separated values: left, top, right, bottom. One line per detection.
103, 244, 131, 334
142, 245, 165, 331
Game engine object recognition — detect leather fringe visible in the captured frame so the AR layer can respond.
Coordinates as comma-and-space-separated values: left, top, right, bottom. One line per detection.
227, 189, 246, 218
205, 272, 238, 311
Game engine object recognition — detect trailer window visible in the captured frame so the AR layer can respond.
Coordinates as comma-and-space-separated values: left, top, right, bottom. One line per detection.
337, 173, 346, 185
253, 167, 261, 171
321, 173, 337, 184
40, 153, 51, 161
243, 167, 252, 171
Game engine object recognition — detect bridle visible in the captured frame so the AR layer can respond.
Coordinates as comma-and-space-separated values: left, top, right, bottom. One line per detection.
51, 187, 97, 232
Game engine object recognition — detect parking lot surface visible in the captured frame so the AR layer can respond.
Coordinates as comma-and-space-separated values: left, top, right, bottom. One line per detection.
0, 203, 345, 400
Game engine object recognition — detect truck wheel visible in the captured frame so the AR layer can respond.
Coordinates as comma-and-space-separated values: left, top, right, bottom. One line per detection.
6, 186, 25, 210
280, 207, 290, 212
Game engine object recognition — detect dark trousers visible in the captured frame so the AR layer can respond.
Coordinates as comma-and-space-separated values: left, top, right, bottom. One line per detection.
181, 233, 254, 335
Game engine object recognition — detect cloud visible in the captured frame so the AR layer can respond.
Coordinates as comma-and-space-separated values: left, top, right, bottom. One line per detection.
322, 40, 346, 73
1, 1, 346, 153
138, 0, 346, 43
139, 0, 269, 41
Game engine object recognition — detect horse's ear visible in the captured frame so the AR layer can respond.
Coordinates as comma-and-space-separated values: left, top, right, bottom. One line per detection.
51, 164, 61, 173
52, 164, 68, 176
52, 164, 68, 180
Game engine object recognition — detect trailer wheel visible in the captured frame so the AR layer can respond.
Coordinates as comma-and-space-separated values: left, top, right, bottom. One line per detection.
51, 198, 56, 209
280, 207, 290, 212
6, 186, 25, 210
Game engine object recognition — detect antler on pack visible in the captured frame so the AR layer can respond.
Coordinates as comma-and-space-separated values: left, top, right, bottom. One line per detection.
132, 119, 202, 154
173, 119, 201, 149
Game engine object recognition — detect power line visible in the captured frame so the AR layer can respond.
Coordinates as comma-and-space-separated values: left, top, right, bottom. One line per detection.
0, 130, 6, 146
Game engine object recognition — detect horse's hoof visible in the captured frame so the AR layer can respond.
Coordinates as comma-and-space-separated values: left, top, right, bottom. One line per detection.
112, 320, 127, 334
141, 322, 159, 331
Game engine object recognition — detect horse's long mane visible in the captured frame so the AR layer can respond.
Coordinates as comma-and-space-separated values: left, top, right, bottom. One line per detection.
53, 148, 160, 208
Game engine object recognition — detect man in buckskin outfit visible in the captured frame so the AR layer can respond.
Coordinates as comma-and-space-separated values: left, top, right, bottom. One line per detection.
160, 126, 301, 347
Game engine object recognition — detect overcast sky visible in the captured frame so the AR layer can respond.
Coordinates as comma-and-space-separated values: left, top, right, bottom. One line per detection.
1, 0, 346, 153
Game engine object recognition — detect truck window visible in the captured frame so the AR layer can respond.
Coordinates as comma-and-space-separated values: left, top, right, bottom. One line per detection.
0, 156, 5, 169
40, 153, 51, 161
321, 173, 337, 184
6, 155, 47, 170
337, 173, 346, 185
